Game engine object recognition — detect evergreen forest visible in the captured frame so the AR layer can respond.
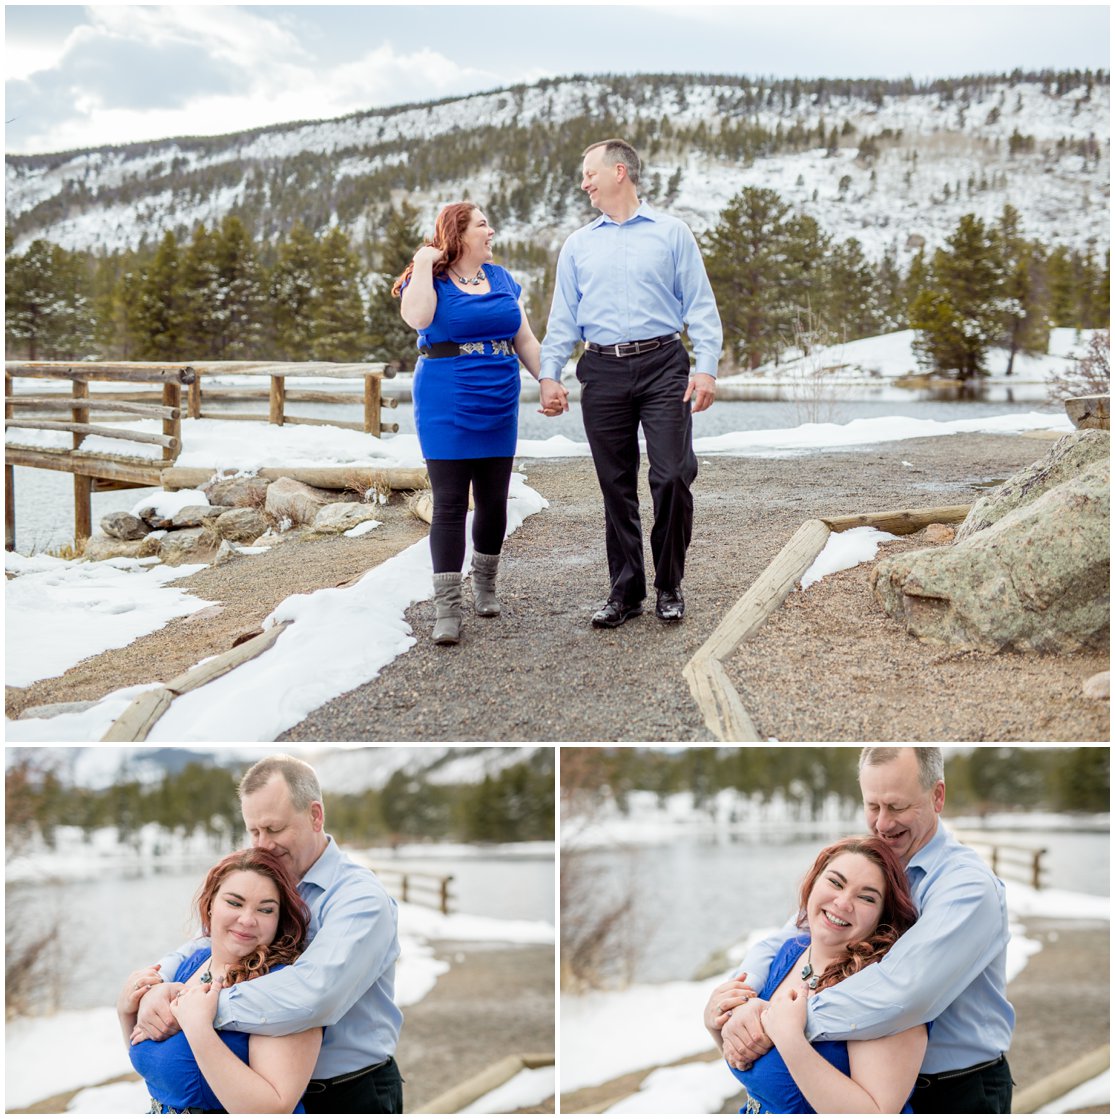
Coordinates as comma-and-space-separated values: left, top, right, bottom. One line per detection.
5, 750, 556, 851
560, 746, 1110, 817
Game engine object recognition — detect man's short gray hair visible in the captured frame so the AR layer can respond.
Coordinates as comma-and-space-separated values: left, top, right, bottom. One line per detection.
583, 138, 641, 188
239, 754, 323, 811
859, 747, 944, 790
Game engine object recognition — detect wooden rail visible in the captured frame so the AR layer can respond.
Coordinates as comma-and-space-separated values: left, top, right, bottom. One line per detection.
955, 834, 1048, 889
415, 1053, 554, 1113
5, 360, 398, 550
372, 867, 456, 915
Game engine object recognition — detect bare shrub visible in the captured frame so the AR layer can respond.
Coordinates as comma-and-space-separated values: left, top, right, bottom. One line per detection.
1046, 330, 1110, 407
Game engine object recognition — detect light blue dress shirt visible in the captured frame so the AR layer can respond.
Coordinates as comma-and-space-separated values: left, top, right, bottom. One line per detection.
539, 201, 723, 381
736, 823, 1014, 1074
156, 836, 402, 1079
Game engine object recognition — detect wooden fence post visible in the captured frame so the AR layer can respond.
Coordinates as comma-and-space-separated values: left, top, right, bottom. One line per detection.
72, 379, 92, 545
5, 371, 14, 551
163, 383, 180, 464
440, 874, 454, 915
364, 374, 382, 437
269, 375, 286, 426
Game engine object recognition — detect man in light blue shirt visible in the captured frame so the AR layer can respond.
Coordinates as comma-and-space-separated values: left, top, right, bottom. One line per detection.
539, 138, 723, 628
717, 746, 1014, 1112
135, 755, 403, 1113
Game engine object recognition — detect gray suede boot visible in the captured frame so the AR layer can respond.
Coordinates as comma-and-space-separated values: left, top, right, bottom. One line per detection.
431, 572, 463, 645
470, 551, 501, 617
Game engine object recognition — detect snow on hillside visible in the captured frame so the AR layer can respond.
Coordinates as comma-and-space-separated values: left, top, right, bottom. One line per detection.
6, 76, 1108, 260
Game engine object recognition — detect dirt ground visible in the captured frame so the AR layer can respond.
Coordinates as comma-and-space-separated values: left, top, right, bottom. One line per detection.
8, 431, 1109, 742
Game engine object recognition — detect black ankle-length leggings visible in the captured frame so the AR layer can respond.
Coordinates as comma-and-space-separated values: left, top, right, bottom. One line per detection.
426, 456, 514, 573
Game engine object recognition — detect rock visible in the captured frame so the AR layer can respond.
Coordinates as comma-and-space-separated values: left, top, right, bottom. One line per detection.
956, 429, 1109, 541
134, 490, 208, 529
170, 504, 219, 529
265, 477, 335, 527
100, 511, 148, 541
212, 539, 236, 566
158, 526, 220, 566
83, 533, 161, 562
203, 476, 271, 508
923, 523, 956, 545
311, 502, 382, 534
215, 507, 270, 543
872, 460, 1110, 654
1083, 671, 1110, 700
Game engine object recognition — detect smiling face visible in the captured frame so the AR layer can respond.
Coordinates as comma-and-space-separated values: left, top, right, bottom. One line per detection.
208, 868, 281, 961
459, 208, 494, 263
241, 774, 325, 881
861, 750, 945, 864
581, 146, 626, 214
806, 851, 887, 950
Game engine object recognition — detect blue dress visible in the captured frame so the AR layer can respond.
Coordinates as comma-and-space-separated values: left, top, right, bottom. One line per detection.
130, 948, 306, 1114
731, 935, 917, 1114
412, 264, 523, 459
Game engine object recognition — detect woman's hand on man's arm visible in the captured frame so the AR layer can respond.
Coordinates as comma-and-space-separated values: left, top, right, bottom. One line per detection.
133, 979, 185, 1043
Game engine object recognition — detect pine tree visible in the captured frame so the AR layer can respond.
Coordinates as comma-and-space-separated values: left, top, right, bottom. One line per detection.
703, 187, 829, 369
5, 240, 95, 360
993, 205, 1049, 374
213, 214, 266, 358
366, 201, 424, 367
911, 214, 1005, 378
268, 222, 320, 360
136, 231, 186, 359
313, 226, 370, 360
181, 224, 223, 357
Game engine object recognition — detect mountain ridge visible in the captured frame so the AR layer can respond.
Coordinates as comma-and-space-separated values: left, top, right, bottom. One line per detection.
6, 69, 1108, 265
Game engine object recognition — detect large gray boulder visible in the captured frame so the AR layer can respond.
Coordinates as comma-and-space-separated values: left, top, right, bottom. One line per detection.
83, 533, 161, 562
265, 477, 335, 527
158, 526, 220, 566
872, 459, 1109, 654
311, 502, 382, 535
204, 475, 271, 508
956, 429, 1109, 541
100, 511, 148, 541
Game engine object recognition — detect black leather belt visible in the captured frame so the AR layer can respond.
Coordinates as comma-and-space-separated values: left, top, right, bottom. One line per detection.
584, 333, 681, 358
916, 1053, 1006, 1086
418, 339, 514, 358
305, 1057, 393, 1092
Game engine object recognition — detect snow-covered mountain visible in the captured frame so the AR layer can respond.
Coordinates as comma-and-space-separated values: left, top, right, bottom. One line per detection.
5, 72, 1108, 263
4, 745, 547, 791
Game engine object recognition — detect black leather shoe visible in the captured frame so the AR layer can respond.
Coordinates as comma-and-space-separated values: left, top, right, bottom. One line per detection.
591, 599, 644, 628
656, 587, 685, 621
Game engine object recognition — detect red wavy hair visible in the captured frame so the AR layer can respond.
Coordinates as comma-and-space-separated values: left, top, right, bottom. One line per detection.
794, 835, 918, 992
196, 848, 310, 987
391, 201, 479, 297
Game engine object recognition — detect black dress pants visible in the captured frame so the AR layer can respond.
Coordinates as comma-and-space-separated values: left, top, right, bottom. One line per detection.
910, 1054, 1013, 1114
576, 340, 698, 606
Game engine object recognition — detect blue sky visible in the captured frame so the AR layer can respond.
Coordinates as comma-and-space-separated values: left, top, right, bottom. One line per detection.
4, 3, 1110, 154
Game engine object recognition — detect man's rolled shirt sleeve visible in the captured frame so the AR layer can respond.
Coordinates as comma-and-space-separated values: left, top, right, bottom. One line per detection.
213, 882, 399, 1035
734, 916, 799, 993
805, 867, 1007, 1043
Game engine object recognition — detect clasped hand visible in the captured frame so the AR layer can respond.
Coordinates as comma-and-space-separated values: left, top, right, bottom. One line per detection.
168, 976, 224, 1036
538, 379, 569, 416
760, 982, 811, 1049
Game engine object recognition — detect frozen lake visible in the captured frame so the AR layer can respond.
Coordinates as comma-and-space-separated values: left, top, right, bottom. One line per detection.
7, 844, 553, 1012
571, 824, 1109, 984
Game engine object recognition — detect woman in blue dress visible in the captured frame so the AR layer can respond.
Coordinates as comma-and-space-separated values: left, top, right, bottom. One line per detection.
117, 848, 320, 1113
393, 202, 552, 645
704, 836, 928, 1113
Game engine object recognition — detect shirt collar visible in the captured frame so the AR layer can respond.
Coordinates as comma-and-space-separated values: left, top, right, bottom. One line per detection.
591, 199, 657, 229
906, 819, 947, 877
299, 833, 340, 892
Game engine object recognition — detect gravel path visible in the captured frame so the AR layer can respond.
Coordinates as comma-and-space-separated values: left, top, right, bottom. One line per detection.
396, 941, 554, 1113
282, 431, 1107, 742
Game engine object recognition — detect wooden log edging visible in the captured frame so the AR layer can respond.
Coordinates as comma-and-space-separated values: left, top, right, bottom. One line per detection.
684, 504, 973, 742
160, 465, 429, 492
101, 621, 291, 742
1012, 1043, 1108, 1113
414, 1052, 554, 1114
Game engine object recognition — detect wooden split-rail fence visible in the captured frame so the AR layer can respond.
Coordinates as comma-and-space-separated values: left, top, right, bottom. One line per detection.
369, 867, 456, 915
5, 359, 398, 549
